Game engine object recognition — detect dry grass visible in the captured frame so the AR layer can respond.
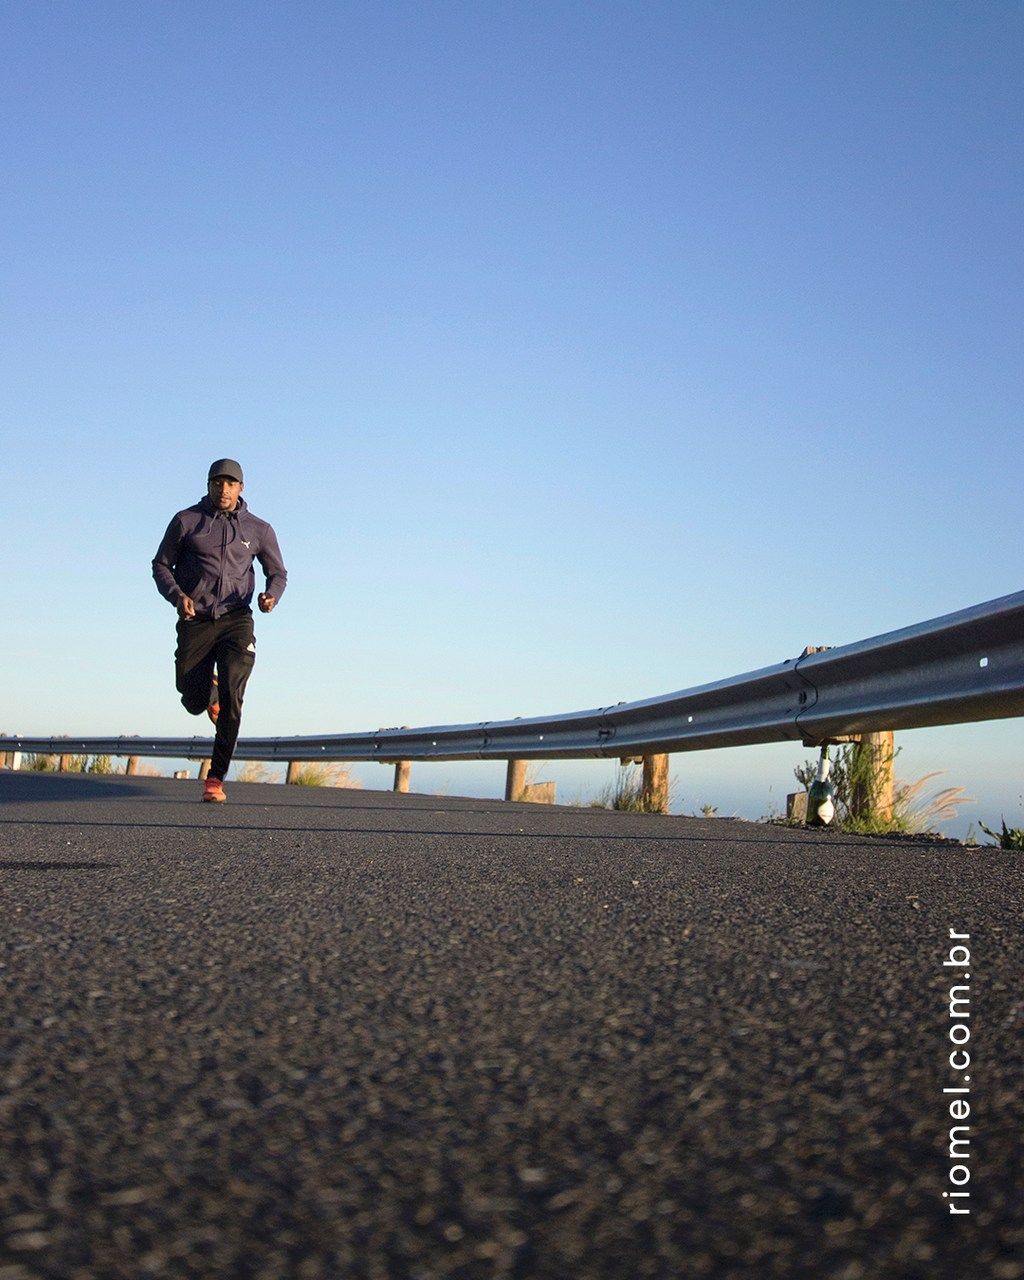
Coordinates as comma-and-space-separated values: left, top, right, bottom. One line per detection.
237, 761, 279, 784
892, 773, 973, 835
287, 763, 361, 788
843, 771, 973, 836
588, 763, 675, 813
797, 744, 971, 836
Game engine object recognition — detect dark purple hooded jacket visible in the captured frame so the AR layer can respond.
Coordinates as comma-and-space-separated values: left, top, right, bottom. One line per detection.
152, 496, 287, 620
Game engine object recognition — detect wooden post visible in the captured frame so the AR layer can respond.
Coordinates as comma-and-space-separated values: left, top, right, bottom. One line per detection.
787, 791, 809, 822
198, 759, 212, 780
58, 754, 71, 773
641, 753, 670, 814
505, 759, 526, 802
125, 756, 139, 776
393, 761, 411, 793
850, 731, 895, 824
286, 761, 302, 784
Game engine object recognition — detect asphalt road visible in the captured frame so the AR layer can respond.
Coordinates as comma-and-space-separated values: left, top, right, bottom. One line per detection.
0, 770, 1021, 1280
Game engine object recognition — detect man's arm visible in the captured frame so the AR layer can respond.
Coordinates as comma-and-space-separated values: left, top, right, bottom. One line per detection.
152, 516, 193, 616
256, 524, 287, 613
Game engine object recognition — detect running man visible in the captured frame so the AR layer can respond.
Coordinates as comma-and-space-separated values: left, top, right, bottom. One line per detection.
152, 458, 287, 802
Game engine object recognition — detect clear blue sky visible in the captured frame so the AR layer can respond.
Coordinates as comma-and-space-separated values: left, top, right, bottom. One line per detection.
3, 1, 1021, 833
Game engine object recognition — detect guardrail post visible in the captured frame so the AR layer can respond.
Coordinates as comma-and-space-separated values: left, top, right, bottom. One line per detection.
393, 761, 411, 793
198, 759, 212, 780
642, 753, 670, 813
58, 754, 71, 773
286, 761, 302, 784
850, 731, 895, 824
125, 756, 139, 776
505, 759, 526, 802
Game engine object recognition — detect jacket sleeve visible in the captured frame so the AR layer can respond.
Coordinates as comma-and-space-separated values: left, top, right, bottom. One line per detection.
152, 515, 186, 605
257, 523, 288, 602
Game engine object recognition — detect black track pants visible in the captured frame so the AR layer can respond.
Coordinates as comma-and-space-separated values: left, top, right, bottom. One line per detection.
175, 608, 256, 780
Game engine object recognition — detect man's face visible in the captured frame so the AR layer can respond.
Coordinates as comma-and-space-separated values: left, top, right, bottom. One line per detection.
208, 475, 243, 511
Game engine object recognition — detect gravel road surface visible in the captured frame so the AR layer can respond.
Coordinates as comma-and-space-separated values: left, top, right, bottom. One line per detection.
1, 770, 1020, 1280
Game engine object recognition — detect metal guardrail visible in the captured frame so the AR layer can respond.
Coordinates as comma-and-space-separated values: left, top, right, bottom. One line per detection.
4, 589, 1023, 764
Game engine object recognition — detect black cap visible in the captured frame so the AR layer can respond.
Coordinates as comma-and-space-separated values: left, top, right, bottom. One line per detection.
208, 458, 244, 483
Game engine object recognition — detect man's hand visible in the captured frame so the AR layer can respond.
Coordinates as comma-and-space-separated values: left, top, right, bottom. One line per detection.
177, 595, 196, 620
258, 594, 276, 614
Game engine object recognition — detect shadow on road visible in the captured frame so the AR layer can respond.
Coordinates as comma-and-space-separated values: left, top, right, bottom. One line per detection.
0, 860, 116, 871
0, 771, 959, 854
0, 814, 912, 850
0, 771, 164, 804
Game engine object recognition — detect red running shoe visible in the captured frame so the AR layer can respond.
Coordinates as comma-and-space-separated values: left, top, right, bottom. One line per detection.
202, 777, 227, 803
